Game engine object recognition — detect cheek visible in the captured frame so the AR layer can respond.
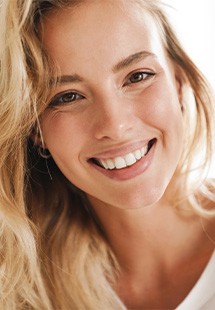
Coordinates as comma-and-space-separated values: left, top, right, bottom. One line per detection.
41, 112, 86, 157
136, 81, 183, 135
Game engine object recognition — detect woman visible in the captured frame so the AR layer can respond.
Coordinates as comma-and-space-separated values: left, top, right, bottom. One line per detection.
0, 0, 215, 309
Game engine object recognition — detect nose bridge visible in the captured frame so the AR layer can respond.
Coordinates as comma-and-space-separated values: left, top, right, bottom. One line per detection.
92, 88, 133, 140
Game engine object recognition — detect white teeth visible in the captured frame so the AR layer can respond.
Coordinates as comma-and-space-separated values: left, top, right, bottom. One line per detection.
106, 159, 115, 170
97, 143, 151, 170
100, 159, 109, 169
125, 153, 136, 166
134, 149, 141, 160
141, 145, 148, 156
115, 157, 127, 169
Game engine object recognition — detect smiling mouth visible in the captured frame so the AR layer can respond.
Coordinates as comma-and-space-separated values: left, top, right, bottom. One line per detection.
90, 138, 157, 170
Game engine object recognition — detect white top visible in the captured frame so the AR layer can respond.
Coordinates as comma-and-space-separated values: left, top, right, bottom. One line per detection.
176, 250, 215, 310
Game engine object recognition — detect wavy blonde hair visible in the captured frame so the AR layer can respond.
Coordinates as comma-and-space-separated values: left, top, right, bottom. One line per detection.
0, 0, 214, 309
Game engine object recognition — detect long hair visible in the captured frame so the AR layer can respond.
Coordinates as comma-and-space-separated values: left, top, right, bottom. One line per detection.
0, 0, 214, 308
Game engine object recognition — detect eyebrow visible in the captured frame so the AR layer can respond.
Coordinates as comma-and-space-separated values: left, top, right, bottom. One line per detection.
55, 51, 156, 85
56, 73, 83, 84
112, 51, 156, 73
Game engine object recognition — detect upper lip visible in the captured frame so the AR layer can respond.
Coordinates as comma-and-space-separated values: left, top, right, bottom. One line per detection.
88, 139, 155, 160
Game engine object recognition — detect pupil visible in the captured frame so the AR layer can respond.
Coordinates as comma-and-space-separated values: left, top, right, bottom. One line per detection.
63, 93, 75, 102
131, 73, 143, 83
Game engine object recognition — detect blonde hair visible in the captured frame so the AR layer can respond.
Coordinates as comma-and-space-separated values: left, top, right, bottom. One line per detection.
0, 0, 214, 308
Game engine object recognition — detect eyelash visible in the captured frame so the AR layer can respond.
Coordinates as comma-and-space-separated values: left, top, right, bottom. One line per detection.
124, 70, 155, 86
48, 71, 155, 107
48, 91, 84, 108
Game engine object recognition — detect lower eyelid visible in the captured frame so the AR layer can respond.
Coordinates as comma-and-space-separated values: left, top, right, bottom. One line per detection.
49, 92, 84, 107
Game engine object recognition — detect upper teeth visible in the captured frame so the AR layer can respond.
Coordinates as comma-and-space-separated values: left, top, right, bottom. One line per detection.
98, 144, 148, 170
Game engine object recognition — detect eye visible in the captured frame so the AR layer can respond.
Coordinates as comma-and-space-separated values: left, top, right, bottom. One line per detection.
48, 91, 85, 107
124, 71, 155, 86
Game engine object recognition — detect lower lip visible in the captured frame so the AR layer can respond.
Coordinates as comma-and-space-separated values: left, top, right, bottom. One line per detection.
90, 141, 156, 181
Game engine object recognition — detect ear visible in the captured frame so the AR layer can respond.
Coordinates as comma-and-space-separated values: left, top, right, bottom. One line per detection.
174, 64, 187, 109
29, 126, 46, 148
174, 66, 183, 102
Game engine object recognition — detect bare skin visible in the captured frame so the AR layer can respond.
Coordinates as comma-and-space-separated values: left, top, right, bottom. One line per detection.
89, 196, 215, 309
40, 1, 215, 308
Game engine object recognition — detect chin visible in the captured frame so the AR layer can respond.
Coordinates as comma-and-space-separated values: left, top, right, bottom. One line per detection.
110, 184, 167, 210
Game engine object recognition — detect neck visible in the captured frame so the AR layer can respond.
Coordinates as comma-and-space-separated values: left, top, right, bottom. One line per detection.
88, 196, 209, 273
88, 196, 215, 309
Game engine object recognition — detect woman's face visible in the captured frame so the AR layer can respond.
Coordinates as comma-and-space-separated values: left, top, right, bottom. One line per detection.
40, 1, 184, 209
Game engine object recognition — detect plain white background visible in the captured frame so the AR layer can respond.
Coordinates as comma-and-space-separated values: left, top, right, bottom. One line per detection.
163, 0, 215, 177
164, 0, 215, 90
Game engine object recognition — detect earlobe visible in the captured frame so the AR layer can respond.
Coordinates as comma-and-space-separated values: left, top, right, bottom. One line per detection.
30, 127, 47, 148
31, 133, 41, 146
30, 129, 51, 158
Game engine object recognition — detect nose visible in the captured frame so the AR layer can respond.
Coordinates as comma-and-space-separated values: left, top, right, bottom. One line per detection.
91, 92, 135, 141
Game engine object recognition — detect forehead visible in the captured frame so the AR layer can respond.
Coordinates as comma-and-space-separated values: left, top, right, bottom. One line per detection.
40, 1, 167, 72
